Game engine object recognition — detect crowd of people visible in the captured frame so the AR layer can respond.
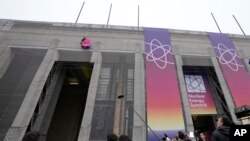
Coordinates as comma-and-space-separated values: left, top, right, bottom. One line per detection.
160, 131, 191, 141
160, 114, 233, 141
21, 114, 232, 141
21, 132, 132, 141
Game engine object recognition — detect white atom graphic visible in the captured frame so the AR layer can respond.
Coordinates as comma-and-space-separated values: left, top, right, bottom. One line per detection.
214, 43, 244, 71
185, 75, 206, 93
145, 39, 174, 69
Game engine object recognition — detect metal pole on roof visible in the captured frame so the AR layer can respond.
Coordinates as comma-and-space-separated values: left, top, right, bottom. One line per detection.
233, 14, 246, 36
211, 12, 222, 33
106, 3, 112, 28
74, 1, 85, 28
138, 5, 140, 30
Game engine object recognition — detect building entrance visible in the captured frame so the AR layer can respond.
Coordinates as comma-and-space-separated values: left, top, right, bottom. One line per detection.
46, 62, 92, 141
27, 62, 93, 141
183, 66, 231, 141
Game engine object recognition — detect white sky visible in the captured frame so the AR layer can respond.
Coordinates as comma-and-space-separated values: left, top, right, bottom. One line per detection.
0, 0, 249, 35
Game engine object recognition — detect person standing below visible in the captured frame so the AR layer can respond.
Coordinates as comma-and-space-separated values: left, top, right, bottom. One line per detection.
211, 115, 232, 141
198, 132, 207, 141
118, 135, 132, 141
183, 132, 191, 141
107, 133, 118, 141
172, 131, 186, 141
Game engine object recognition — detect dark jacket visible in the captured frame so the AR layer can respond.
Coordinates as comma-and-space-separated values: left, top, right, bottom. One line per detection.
211, 126, 230, 141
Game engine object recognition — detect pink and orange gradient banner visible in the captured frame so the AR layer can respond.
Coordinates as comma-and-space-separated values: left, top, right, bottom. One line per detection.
183, 68, 217, 115
208, 32, 250, 108
144, 28, 185, 140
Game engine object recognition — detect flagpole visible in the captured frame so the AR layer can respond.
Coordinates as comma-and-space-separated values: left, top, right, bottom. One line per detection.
74, 1, 85, 28
138, 5, 140, 30
211, 12, 222, 33
233, 15, 246, 36
106, 3, 112, 28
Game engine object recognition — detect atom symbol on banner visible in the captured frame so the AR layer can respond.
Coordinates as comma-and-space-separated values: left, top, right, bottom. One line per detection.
145, 39, 174, 69
185, 75, 206, 93
214, 43, 244, 71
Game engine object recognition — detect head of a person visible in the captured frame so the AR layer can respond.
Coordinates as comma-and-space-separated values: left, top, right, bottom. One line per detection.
107, 133, 118, 141
199, 132, 206, 140
119, 135, 131, 141
22, 131, 39, 141
177, 131, 186, 140
216, 115, 232, 128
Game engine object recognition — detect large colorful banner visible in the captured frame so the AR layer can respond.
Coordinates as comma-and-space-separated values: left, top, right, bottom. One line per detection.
144, 28, 185, 140
183, 68, 217, 115
208, 32, 250, 107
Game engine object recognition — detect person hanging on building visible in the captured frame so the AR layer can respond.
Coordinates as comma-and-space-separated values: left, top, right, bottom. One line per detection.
80, 36, 91, 49
81, 36, 86, 42
211, 115, 233, 141
80, 37, 86, 47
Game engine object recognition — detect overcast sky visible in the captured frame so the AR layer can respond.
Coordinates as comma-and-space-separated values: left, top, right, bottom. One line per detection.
0, 0, 249, 35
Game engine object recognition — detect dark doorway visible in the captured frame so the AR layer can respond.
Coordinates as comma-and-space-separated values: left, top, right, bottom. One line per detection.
192, 115, 215, 141
45, 62, 92, 141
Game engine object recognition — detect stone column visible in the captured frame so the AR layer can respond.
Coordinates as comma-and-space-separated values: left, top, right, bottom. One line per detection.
33, 66, 65, 141
174, 51, 194, 138
77, 51, 102, 141
133, 50, 146, 141
4, 45, 59, 141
